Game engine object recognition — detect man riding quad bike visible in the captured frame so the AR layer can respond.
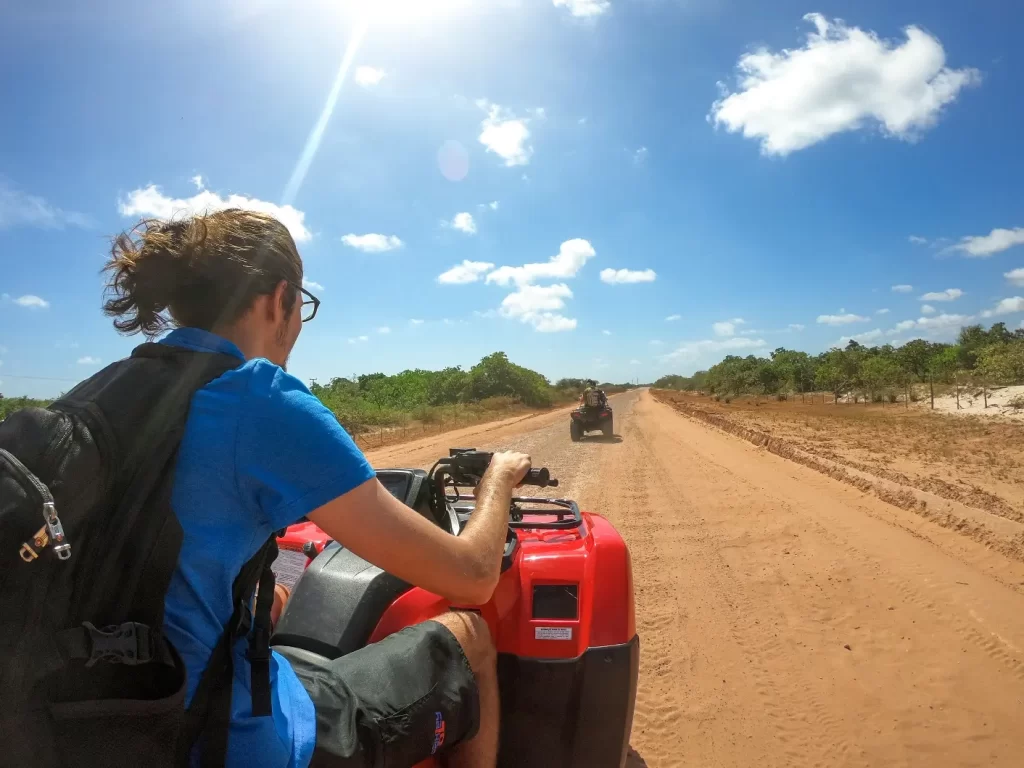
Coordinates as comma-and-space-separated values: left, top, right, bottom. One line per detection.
570, 381, 613, 440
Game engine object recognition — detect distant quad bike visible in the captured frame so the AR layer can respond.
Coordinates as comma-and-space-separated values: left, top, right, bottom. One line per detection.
570, 396, 614, 441
271, 448, 639, 768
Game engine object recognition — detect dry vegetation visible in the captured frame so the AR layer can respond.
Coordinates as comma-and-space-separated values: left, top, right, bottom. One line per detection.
651, 389, 1024, 561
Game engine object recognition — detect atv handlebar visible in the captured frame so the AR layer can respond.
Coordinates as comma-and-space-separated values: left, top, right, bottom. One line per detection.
436, 448, 558, 488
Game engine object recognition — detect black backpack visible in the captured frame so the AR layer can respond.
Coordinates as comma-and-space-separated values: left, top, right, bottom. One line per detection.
0, 341, 280, 767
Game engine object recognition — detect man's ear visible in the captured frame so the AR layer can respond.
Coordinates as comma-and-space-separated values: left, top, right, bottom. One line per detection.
267, 279, 291, 323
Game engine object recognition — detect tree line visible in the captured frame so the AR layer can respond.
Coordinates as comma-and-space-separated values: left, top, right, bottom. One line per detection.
3, 351, 637, 431
654, 322, 1024, 404
309, 352, 637, 430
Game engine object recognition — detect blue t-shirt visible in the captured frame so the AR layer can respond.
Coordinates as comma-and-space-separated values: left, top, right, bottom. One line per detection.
159, 327, 376, 768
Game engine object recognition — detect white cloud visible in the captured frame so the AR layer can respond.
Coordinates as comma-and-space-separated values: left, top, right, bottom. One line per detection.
889, 313, 973, 333
649, 340, 663, 346
409, 318, 424, 326
438, 260, 496, 285
2, 294, 50, 309
0, 179, 92, 230
908, 235, 928, 245
377, 326, 391, 334
477, 201, 500, 212
708, 13, 981, 156
599, 267, 657, 284
660, 336, 767, 363
838, 328, 883, 345
500, 283, 572, 321
341, 233, 404, 252
817, 313, 869, 325
980, 297, 1024, 318
876, 308, 890, 315
354, 66, 386, 88
119, 183, 311, 242
302, 278, 324, 291
712, 317, 746, 337
892, 284, 913, 293
190, 175, 204, 190
553, 0, 610, 18
1005, 268, 1024, 287
477, 100, 534, 167
789, 323, 805, 331
449, 212, 477, 234
348, 335, 369, 344
77, 356, 101, 365
920, 288, 962, 301
665, 314, 681, 321
633, 146, 649, 165
488, 239, 595, 287
482, 239, 597, 333
921, 304, 936, 315
602, 329, 612, 335
917, 313, 973, 330
495, 283, 578, 332
948, 227, 1024, 258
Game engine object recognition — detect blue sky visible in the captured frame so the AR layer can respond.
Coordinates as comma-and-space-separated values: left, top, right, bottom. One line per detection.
2, 0, 1023, 398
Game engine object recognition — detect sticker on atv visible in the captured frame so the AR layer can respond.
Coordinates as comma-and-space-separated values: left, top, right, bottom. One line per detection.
535, 626, 573, 640
271, 548, 308, 591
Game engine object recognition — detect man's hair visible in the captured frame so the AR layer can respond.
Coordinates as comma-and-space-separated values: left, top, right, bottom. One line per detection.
102, 208, 303, 338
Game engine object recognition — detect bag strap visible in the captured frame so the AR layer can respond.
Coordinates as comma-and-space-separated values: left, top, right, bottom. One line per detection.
178, 535, 279, 767
247, 540, 279, 718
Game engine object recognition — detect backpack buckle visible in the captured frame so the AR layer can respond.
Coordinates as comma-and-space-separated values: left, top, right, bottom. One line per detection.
81, 621, 154, 668
246, 627, 272, 663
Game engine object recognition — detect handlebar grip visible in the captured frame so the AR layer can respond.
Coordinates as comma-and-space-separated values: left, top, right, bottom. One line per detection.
523, 468, 558, 488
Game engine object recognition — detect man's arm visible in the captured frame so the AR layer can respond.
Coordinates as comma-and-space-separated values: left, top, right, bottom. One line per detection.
306, 452, 531, 605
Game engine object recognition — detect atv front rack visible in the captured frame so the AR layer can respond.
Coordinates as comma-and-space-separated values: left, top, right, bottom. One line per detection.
454, 495, 583, 530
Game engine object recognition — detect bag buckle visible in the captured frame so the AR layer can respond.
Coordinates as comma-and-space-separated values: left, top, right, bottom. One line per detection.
246, 627, 272, 663
81, 621, 153, 668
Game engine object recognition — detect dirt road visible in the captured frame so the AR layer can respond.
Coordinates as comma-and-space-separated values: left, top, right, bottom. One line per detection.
366, 390, 1024, 768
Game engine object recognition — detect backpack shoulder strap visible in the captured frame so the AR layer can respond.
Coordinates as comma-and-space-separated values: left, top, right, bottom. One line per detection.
178, 535, 280, 766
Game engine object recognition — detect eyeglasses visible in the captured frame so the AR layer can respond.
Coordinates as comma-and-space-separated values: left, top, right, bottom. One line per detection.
291, 282, 320, 322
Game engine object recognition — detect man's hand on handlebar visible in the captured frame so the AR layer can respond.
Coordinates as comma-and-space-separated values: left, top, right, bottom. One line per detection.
307, 449, 538, 605
479, 451, 532, 494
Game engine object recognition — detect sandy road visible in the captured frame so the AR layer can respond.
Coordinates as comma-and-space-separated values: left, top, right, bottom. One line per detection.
366, 390, 1024, 768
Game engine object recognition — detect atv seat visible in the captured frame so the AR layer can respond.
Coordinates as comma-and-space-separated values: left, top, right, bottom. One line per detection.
270, 543, 411, 659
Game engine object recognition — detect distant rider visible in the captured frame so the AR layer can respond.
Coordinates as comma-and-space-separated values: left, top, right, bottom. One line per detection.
580, 381, 606, 409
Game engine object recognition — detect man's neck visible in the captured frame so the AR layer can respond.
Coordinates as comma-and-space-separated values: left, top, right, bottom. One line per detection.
210, 324, 261, 361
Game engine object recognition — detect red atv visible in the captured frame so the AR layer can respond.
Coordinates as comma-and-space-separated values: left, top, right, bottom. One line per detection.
269, 448, 639, 768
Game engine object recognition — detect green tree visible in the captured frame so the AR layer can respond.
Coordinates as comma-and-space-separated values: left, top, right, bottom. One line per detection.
977, 341, 1024, 384
860, 355, 899, 401
815, 349, 847, 401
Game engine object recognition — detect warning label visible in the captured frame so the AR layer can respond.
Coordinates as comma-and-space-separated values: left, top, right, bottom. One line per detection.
534, 626, 573, 641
